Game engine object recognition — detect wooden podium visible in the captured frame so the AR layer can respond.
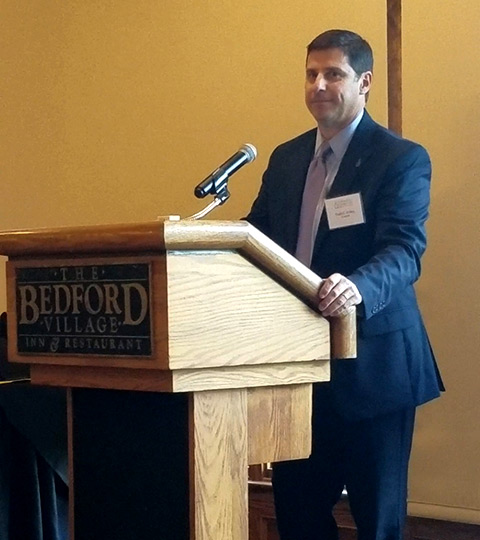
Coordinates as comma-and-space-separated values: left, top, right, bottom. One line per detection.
0, 219, 355, 540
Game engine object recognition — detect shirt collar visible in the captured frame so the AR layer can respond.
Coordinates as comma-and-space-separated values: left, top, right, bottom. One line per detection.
314, 109, 364, 161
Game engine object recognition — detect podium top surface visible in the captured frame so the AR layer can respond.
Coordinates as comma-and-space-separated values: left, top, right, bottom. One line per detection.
0, 219, 318, 296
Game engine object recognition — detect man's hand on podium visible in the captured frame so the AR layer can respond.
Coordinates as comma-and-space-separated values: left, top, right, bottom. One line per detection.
318, 273, 362, 318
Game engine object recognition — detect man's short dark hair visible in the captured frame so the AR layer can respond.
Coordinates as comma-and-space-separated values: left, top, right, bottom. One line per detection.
307, 29, 373, 76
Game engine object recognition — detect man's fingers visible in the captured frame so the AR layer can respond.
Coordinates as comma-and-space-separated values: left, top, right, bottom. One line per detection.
318, 274, 362, 317
319, 284, 350, 311
318, 273, 343, 299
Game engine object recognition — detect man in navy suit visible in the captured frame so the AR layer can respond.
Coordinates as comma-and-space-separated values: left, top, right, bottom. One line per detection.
246, 29, 443, 540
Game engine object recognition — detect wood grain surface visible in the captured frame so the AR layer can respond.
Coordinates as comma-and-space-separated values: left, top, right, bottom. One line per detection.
167, 250, 330, 369
166, 220, 356, 360
0, 221, 167, 257
191, 389, 249, 540
172, 360, 329, 393
247, 384, 313, 465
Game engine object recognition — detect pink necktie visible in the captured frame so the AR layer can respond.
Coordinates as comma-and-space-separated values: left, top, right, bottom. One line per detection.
295, 143, 332, 267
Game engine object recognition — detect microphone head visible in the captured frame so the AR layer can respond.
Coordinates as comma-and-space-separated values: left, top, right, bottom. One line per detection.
241, 143, 257, 162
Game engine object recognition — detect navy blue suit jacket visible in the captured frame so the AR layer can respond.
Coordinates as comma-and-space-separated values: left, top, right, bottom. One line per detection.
247, 111, 443, 420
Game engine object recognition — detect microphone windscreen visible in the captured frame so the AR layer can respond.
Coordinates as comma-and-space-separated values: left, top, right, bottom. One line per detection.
241, 143, 257, 162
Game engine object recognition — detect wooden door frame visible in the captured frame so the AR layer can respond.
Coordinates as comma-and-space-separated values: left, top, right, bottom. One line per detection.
387, 0, 402, 134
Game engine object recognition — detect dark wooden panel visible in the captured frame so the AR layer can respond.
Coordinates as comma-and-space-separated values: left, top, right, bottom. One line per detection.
249, 484, 278, 540
72, 389, 190, 540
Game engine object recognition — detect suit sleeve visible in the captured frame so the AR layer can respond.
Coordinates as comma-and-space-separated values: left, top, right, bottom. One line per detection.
348, 144, 432, 319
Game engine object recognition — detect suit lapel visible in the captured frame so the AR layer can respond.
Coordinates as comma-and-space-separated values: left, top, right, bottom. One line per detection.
282, 129, 316, 254
312, 112, 378, 260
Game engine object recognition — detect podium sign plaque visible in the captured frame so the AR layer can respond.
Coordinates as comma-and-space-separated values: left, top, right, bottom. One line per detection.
15, 261, 152, 357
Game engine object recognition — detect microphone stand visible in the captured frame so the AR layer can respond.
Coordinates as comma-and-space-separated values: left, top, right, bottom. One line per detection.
186, 188, 230, 220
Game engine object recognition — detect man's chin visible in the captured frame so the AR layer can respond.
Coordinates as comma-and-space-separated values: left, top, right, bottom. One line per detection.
313, 114, 337, 128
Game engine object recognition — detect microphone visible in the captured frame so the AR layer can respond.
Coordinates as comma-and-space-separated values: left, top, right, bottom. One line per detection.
194, 143, 257, 198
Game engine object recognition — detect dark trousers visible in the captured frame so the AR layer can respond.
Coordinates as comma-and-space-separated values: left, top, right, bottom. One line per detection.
272, 384, 416, 540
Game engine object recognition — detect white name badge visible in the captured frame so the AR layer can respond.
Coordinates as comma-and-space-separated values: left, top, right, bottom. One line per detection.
325, 193, 365, 230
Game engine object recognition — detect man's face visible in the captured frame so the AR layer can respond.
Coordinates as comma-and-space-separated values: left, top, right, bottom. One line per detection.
305, 48, 372, 137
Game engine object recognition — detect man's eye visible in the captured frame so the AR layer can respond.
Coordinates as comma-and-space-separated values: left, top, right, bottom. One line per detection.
326, 71, 342, 80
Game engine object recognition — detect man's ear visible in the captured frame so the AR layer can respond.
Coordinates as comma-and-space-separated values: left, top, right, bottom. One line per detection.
359, 71, 373, 95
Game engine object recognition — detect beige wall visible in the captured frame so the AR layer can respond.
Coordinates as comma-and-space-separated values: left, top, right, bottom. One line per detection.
0, 0, 387, 232
403, 1, 480, 524
0, 0, 477, 525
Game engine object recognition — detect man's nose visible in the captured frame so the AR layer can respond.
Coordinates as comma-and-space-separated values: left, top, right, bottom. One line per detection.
313, 75, 327, 91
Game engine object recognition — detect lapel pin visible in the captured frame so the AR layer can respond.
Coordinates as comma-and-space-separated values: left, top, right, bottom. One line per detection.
355, 158, 362, 168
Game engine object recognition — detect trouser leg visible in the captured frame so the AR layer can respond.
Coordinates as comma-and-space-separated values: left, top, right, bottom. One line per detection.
271, 384, 345, 540
345, 408, 416, 540
272, 458, 344, 540
272, 381, 416, 540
